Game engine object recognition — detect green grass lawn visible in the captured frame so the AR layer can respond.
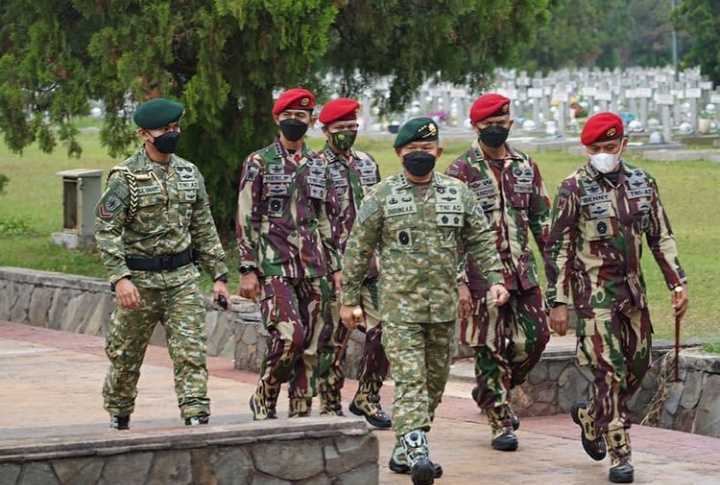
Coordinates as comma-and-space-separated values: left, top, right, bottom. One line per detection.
1, 131, 718, 346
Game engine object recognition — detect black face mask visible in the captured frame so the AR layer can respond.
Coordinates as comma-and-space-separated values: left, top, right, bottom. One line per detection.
330, 130, 357, 152
402, 151, 436, 177
153, 131, 180, 154
279, 118, 309, 142
478, 125, 510, 148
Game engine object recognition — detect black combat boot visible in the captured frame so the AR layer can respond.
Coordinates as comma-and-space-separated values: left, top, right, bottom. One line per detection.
487, 406, 518, 451
607, 429, 634, 483
110, 415, 130, 430
571, 400, 607, 461
472, 387, 520, 431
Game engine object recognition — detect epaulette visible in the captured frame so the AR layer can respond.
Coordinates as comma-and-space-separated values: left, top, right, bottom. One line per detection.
108, 166, 139, 222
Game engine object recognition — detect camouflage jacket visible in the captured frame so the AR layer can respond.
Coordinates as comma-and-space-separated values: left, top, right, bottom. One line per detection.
446, 142, 552, 293
95, 148, 228, 289
236, 140, 341, 279
545, 161, 686, 316
341, 172, 504, 323
318, 145, 381, 280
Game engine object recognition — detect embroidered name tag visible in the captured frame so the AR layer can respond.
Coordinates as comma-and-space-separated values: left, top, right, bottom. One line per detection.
177, 181, 198, 190
470, 179, 496, 199
580, 193, 611, 206
385, 204, 417, 217
436, 202, 463, 213
265, 174, 292, 184
627, 187, 653, 199
137, 185, 162, 196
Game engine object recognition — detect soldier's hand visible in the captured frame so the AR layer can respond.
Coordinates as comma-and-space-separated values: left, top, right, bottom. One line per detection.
213, 280, 230, 309
672, 284, 689, 320
340, 305, 362, 331
238, 272, 260, 301
458, 283, 473, 320
115, 278, 141, 309
332, 271, 343, 294
489, 284, 510, 307
549, 304, 569, 336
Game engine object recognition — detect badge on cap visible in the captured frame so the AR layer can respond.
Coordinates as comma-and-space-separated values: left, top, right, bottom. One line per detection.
301, 97, 309, 107
606, 127, 616, 137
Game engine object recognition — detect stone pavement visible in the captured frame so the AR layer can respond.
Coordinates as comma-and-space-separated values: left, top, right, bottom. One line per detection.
2, 321, 720, 485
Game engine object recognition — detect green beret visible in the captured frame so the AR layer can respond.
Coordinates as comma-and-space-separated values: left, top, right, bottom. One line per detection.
133, 98, 184, 129
393, 117, 439, 148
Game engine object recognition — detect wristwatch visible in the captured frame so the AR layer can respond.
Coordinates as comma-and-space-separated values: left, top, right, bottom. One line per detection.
239, 265, 256, 275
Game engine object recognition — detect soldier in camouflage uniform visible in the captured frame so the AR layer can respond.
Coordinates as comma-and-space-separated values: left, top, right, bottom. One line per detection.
314, 98, 391, 428
236, 88, 342, 420
95, 98, 230, 429
546, 113, 688, 484
445, 93, 551, 451
340, 118, 509, 485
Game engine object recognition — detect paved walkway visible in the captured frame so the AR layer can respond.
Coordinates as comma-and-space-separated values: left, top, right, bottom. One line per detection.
1, 321, 719, 485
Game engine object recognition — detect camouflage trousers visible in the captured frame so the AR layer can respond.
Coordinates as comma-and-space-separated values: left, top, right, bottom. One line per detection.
577, 306, 652, 435
383, 320, 454, 438
103, 279, 208, 419
317, 280, 390, 411
256, 276, 331, 415
463, 286, 549, 410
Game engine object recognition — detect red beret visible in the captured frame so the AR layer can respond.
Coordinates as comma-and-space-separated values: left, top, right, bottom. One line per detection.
319, 98, 360, 125
470, 93, 511, 125
272, 88, 316, 115
581, 112, 624, 145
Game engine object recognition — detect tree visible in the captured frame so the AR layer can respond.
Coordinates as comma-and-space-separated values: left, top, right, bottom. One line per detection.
674, 0, 720, 85
0, 1, 549, 232
324, 0, 550, 111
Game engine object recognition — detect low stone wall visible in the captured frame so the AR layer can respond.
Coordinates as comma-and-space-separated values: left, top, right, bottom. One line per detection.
0, 267, 260, 359
455, 345, 696, 426
643, 351, 720, 438
0, 266, 424, 377
0, 418, 378, 485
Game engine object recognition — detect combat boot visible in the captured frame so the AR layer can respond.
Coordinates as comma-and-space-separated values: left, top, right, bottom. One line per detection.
388, 438, 443, 478
288, 397, 312, 418
400, 430, 437, 485
570, 400, 607, 461
607, 429, 634, 483
185, 415, 209, 426
350, 381, 392, 429
487, 406, 518, 451
110, 414, 130, 430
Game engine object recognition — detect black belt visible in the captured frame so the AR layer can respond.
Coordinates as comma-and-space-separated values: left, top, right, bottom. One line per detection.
126, 247, 194, 272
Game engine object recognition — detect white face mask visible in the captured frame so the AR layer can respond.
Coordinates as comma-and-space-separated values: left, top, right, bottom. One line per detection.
589, 151, 621, 173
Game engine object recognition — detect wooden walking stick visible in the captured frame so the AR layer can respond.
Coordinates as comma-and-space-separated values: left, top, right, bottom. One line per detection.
673, 313, 682, 382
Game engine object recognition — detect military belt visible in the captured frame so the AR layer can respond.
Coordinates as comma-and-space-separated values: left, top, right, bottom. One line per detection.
125, 247, 193, 272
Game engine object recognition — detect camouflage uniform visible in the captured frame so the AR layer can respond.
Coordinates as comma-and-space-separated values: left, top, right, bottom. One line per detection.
237, 139, 341, 418
546, 161, 686, 465
95, 148, 228, 419
446, 142, 551, 434
315, 145, 390, 416
341, 172, 503, 440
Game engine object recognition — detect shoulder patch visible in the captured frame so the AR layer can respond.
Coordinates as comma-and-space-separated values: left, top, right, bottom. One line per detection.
96, 181, 128, 221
